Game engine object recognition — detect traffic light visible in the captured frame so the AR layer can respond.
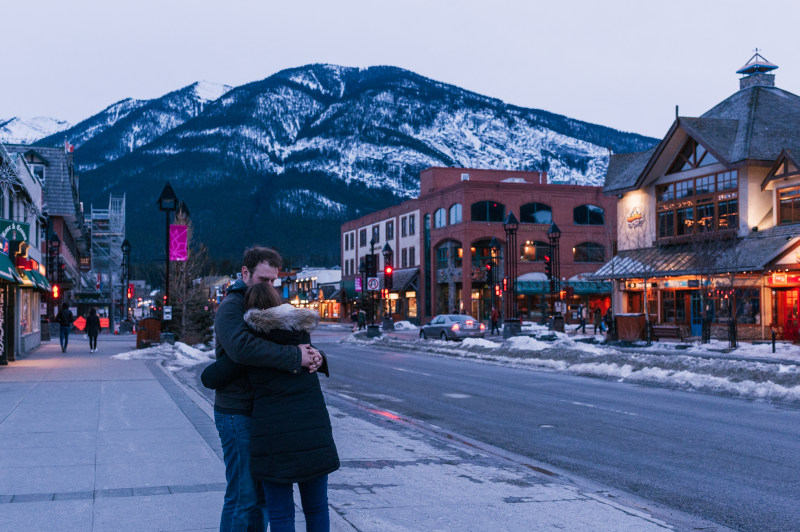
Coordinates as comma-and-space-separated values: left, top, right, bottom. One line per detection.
544, 255, 552, 279
485, 263, 491, 271
502, 277, 508, 292
127, 284, 134, 299
364, 254, 377, 277
51, 284, 60, 301
494, 284, 501, 297
384, 265, 393, 290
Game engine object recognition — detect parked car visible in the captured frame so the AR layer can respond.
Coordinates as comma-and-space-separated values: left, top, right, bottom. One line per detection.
419, 314, 485, 341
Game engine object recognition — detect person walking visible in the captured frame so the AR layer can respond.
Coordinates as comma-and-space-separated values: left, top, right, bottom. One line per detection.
593, 306, 603, 335
603, 307, 614, 338
203, 283, 337, 532
86, 308, 101, 352
490, 307, 500, 335
575, 303, 587, 334
55, 303, 74, 353
211, 246, 321, 532
357, 308, 366, 331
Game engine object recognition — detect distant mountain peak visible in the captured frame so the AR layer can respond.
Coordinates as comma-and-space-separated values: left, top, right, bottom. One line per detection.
0, 116, 70, 144
188, 80, 232, 102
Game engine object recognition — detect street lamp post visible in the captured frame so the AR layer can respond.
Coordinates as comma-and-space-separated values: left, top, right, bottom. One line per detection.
547, 223, 563, 331
121, 239, 131, 323
503, 212, 520, 338
488, 236, 500, 321
157, 183, 178, 314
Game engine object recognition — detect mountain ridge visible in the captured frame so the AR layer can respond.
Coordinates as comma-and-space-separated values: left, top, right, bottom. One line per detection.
27, 63, 656, 268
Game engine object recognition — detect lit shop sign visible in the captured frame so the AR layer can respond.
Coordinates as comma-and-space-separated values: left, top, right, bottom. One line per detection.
0, 220, 30, 242
768, 273, 800, 285
626, 207, 644, 228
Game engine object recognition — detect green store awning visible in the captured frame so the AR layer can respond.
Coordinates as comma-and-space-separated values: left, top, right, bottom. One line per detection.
20, 269, 50, 291
516, 280, 612, 295
0, 253, 22, 283
28, 270, 51, 291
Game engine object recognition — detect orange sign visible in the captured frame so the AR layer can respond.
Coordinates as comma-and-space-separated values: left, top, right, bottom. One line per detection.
100, 318, 110, 329
74, 316, 86, 331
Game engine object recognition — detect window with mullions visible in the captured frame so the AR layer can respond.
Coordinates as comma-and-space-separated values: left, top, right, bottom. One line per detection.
696, 201, 715, 232
676, 207, 693, 236
779, 187, 800, 224
573, 204, 604, 225
359, 229, 367, 247
436, 247, 449, 269
668, 138, 719, 174
520, 203, 552, 224
372, 225, 380, 244
573, 242, 604, 262
521, 241, 550, 262
658, 211, 674, 238
386, 221, 394, 241
449, 204, 462, 225
434, 208, 447, 228
718, 199, 738, 230
471, 201, 505, 222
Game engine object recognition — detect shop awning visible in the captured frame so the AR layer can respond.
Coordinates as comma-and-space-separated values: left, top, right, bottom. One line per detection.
29, 270, 51, 291
0, 253, 22, 283
20, 269, 50, 290
516, 280, 612, 295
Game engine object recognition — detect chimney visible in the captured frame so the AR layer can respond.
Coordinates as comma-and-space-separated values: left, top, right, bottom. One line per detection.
737, 51, 778, 90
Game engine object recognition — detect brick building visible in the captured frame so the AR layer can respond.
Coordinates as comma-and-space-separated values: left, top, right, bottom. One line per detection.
341, 167, 617, 323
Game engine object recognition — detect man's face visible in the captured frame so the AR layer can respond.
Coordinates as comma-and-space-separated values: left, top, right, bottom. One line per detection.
242, 262, 279, 287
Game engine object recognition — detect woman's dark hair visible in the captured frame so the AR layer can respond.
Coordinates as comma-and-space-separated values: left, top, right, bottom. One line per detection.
89, 308, 97, 316
244, 283, 283, 311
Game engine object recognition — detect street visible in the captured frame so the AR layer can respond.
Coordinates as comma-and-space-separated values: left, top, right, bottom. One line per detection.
310, 330, 800, 532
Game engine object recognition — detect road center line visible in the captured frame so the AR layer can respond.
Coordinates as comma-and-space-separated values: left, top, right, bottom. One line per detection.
392, 367, 433, 377
563, 400, 639, 417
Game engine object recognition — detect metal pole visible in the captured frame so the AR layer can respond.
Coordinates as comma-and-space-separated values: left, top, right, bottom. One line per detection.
165, 210, 170, 305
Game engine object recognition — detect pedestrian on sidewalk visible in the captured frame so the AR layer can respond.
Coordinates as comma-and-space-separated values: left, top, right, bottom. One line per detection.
210, 246, 321, 532
55, 303, 74, 353
575, 303, 587, 334
357, 308, 366, 330
86, 308, 101, 352
203, 282, 338, 532
490, 307, 500, 335
593, 306, 603, 335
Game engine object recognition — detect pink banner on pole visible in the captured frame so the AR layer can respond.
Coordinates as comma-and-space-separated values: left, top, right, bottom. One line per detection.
169, 225, 188, 261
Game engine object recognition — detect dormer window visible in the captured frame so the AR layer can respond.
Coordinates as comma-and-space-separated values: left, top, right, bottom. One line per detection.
668, 138, 719, 174
779, 187, 800, 224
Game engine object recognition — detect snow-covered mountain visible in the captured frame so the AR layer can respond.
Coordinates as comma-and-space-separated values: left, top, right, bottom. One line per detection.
35, 64, 656, 266
38, 81, 232, 171
0, 116, 70, 144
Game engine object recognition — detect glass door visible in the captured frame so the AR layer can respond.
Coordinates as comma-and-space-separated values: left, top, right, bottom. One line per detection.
784, 289, 800, 342
690, 291, 702, 337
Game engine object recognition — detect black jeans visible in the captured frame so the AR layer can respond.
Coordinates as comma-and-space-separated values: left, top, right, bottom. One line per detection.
88, 334, 98, 350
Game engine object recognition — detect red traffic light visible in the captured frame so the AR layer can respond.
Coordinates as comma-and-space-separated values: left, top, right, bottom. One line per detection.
52, 285, 60, 299
485, 263, 491, 270
384, 266, 393, 275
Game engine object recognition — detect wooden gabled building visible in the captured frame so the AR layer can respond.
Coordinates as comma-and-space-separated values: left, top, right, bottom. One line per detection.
594, 53, 800, 341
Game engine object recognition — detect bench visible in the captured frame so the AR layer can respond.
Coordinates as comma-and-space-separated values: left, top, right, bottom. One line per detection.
652, 325, 684, 342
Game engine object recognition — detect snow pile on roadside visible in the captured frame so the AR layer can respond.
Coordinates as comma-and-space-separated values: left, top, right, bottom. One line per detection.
112, 342, 215, 372
393, 321, 419, 331
343, 332, 800, 403
461, 338, 500, 349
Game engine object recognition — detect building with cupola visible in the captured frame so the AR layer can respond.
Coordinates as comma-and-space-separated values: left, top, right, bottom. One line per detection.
594, 53, 800, 342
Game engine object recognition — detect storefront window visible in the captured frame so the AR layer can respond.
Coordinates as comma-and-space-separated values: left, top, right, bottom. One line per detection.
20, 290, 40, 335
407, 297, 417, 318
521, 240, 549, 262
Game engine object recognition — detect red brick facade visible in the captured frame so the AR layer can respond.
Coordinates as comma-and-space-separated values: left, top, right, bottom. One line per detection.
341, 167, 616, 322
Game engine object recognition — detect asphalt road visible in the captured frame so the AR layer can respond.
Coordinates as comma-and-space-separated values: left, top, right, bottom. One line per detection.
311, 331, 800, 532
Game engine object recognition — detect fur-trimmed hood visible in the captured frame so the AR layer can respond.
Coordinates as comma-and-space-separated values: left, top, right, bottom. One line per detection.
244, 304, 320, 334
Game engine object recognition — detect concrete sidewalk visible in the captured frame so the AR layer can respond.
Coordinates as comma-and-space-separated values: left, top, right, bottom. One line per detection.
0, 335, 713, 531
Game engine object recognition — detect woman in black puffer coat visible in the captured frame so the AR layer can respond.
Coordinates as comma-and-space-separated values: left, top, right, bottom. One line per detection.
202, 283, 338, 532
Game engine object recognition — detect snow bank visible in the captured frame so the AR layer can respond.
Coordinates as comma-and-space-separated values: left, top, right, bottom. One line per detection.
393, 321, 419, 331
112, 342, 214, 373
461, 338, 500, 349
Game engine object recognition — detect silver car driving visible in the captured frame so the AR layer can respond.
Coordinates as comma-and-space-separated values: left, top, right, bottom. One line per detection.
419, 314, 485, 341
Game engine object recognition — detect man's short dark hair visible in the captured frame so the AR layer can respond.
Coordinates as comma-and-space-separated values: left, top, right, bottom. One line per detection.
242, 246, 282, 273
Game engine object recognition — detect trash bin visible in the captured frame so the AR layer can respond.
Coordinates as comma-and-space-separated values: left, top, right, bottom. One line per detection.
382, 316, 395, 331
40, 319, 51, 341
367, 324, 381, 338
160, 332, 176, 345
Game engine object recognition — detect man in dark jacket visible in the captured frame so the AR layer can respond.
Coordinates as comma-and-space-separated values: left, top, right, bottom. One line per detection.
213, 246, 321, 532
55, 303, 74, 353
